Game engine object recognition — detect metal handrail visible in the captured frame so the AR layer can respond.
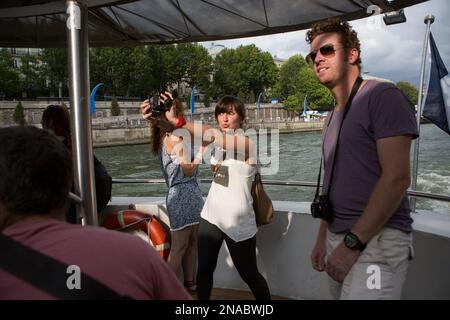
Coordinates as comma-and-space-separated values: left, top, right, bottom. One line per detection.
111, 178, 450, 203
68, 192, 82, 204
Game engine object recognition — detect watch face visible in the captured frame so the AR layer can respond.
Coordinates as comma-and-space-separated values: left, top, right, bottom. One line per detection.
345, 233, 358, 248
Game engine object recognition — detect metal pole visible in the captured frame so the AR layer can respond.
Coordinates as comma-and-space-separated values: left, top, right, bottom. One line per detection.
66, 1, 98, 225
410, 15, 435, 212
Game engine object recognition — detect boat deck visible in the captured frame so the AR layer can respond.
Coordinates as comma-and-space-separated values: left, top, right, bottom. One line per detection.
190, 288, 291, 300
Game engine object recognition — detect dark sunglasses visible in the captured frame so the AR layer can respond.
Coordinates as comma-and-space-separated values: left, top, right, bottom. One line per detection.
306, 43, 339, 66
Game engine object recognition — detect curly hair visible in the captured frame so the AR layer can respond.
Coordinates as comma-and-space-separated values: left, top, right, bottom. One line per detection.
306, 18, 362, 69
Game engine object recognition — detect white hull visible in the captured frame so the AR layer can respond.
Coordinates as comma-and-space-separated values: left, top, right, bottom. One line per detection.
103, 197, 450, 300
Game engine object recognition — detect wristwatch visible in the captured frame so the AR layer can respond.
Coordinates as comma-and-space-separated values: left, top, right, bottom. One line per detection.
344, 232, 366, 251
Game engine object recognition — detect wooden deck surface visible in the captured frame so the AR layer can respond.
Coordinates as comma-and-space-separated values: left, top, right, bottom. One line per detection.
190, 288, 290, 300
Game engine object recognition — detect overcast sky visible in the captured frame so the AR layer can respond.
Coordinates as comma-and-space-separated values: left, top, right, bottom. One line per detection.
200, 0, 449, 87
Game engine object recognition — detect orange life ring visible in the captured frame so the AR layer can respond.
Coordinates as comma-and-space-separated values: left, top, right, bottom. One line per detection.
102, 210, 170, 261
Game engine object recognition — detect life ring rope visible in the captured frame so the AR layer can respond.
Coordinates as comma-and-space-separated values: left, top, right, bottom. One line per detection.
102, 210, 170, 261
115, 217, 152, 231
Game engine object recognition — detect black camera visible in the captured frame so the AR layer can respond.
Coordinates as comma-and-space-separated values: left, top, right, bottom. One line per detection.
311, 194, 333, 222
149, 92, 172, 118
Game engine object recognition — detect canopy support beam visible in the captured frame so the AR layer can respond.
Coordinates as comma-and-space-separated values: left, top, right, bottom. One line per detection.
66, 0, 98, 225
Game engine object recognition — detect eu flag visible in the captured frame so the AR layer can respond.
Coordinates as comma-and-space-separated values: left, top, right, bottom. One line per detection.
422, 33, 450, 135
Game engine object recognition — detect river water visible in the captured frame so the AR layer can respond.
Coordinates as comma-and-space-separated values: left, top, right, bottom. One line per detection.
95, 124, 449, 214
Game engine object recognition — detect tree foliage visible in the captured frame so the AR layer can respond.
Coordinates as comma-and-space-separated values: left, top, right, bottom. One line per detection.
3, 42, 334, 110
274, 55, 307, 100
13, 101, 25, 125
110, 95, 120, 116
88, 44, 213, 99
40, 48, 68, 98
212, 45, 278, 102
20, 54, 45, 98
276, 58, 334, 112
0, 49, 20, 98
396, 81, 418, 105
173, 43, 213, 90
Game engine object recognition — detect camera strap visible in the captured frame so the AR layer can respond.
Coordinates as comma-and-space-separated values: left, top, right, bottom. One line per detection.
314, 76, 364, 200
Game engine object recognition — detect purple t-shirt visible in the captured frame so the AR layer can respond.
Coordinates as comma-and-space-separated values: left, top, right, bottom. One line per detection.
322, 80, 418, 234
0, 219, 191, 300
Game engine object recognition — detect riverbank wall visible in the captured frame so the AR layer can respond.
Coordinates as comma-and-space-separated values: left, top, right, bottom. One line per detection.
92, 120, 324, 147
0, 99, 324, 147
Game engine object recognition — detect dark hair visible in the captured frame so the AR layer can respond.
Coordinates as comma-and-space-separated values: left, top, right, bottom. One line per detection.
0, 126, 72, 216
41, 104, 72, 150
151, 98, 184, 155
306, 18, 362, 70
214, 95, 246, 126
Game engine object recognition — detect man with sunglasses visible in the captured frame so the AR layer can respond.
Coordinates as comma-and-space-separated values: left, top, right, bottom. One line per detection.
306, 19, 418, 299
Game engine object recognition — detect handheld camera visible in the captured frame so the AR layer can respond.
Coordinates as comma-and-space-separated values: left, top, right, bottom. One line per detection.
310, 194, 333, 222
148, 90, 178, 118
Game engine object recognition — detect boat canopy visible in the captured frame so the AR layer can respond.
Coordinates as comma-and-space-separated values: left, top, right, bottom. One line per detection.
0, 0, 428, 48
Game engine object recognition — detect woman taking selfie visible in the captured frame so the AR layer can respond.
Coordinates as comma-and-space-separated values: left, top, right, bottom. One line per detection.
141, 94, 270, 300
146, 95, 203, 292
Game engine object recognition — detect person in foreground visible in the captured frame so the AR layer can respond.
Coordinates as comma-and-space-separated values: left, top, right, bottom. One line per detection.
141, 95, 271, 300
0, 126, 191, 300
307, 19, 418, 299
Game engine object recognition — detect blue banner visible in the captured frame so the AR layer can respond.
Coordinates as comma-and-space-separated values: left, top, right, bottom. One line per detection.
190, 86, 196, 115
257, 92, 263, 112
90, 83, 105, 115
422, 33, 450, 135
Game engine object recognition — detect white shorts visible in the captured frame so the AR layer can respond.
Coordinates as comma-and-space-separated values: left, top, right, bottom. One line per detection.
326, 227, 413, 300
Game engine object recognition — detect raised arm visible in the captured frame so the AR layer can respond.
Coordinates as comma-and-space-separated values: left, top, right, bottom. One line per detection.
140, 95, 254, 161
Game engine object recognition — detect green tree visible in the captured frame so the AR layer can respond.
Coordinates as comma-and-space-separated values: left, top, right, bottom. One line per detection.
248, 89, 256, 104
296, 67, 333, 110
212, 45, 278, 100
13, 101, 25, 125
396, 81, 418, 105
284, 95, 302, 111
114, 47, 150, 97
237, 91, 247, 103
174, 43, 213, 90
0, 49, 20, 98
110, 95, 120, 116
274, 55, 307, 99
40, 48, 68, 98
203, 89, 211, 108
20, 54, 45, 98
141, 45, 173, 96
90, 48, 124, 97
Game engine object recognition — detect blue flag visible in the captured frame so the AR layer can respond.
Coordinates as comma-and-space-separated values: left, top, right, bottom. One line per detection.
422, 33, 450, 135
